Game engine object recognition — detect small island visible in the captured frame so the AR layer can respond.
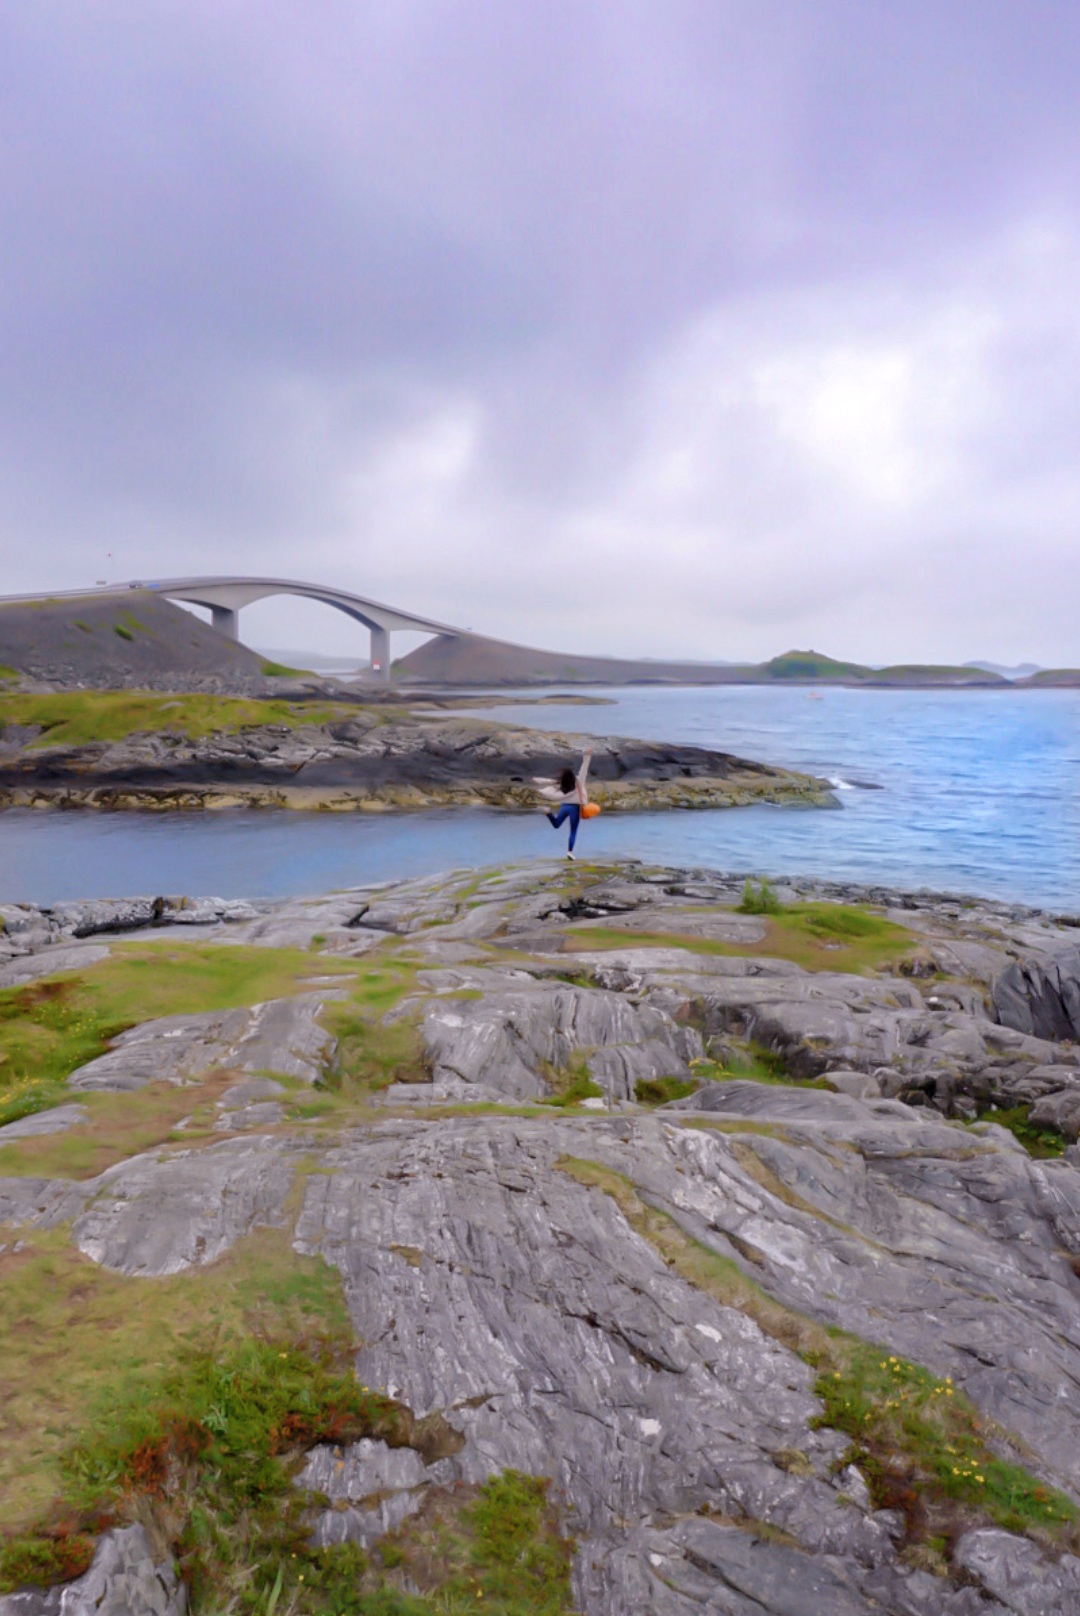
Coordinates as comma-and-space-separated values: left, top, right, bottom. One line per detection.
0, 689, 833, 812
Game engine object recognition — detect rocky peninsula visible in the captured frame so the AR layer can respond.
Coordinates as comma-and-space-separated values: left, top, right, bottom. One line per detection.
4, 859, 1080, 1614
0, 693, 832, 812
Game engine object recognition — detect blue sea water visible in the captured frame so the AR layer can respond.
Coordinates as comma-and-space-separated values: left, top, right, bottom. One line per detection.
0, 686, 1077, 910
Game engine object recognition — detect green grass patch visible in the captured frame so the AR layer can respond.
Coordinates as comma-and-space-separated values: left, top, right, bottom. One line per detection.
691, 1045, 829, 1089
1, 1327, 445, 1611
74, 621, 94, 633
0, 942, 362, 1131
0, 977, 131, 1129
316, 1010, 424, 1101
737, 878, 783, 915
565, 901, 913, 975
1, 1214, 569, 1613
634, 1075, 698, 1106
57, 1339, 403, 1612
558, 1157, 1079, 1558
0, 691, 374, 748
976, 1104, 1066, 1159
311, 960, 429, 1112
540, 1055, 603, 1108
0, 663, 19, 682
113, 624, 134, 641
815, 1344, 1077, 1539
259, 659, 308, 678
0, 1222, 353, 1533
367, 1470, 574, 1614
0, 1070, 242, 1180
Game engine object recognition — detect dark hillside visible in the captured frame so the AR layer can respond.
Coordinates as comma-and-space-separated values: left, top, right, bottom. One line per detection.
0, 591, 270, 692
399, 634, 1011, 688
1017, 668, 1080, 687
396, 632, 755, 685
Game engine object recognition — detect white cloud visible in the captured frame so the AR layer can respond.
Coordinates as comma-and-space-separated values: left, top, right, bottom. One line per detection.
522, 218, 1080, 663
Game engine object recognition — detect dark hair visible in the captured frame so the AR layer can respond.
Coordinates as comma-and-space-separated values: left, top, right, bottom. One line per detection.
559, 766, 576, 793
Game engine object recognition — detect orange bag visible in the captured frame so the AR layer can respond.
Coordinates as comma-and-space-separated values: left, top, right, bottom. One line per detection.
582, 802, 601, 819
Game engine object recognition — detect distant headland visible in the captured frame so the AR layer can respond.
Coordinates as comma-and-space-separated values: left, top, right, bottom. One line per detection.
397, 634, 1080, 688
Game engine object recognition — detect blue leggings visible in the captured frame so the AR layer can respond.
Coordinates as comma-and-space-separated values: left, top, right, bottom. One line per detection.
547, 803, 581, 851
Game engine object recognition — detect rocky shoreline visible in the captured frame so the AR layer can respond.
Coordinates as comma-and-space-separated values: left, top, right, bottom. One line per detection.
4, 859, 1080, 1613
0, 710, 834, 812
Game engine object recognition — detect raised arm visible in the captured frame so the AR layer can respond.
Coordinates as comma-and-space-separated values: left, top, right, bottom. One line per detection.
576, 748, 593, 804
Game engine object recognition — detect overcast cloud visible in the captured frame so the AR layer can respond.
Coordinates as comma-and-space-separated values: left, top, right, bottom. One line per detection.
2, 1, 1079, 662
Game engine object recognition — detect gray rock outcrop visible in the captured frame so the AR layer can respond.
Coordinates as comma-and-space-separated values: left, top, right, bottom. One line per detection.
0, 1526, 185, 1616
994, 946, 1080, 1042
67, 995, 334, 1093
7, 861, 1080, 1613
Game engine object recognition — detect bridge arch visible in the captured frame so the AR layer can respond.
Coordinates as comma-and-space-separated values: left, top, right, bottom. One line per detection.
139, 576, 463, 680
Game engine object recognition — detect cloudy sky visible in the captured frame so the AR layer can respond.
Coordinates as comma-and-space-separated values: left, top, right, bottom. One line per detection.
2, 1, 1079, 663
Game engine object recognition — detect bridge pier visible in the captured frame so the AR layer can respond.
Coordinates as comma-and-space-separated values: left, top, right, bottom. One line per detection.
211, 605, 239, 639
370, 625, 391, 681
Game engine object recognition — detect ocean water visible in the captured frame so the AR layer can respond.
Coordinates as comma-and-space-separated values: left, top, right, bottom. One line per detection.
0, 686, 1077, 910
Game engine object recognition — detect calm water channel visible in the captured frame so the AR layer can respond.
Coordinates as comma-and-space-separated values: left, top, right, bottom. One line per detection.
1, 686, 1077, 910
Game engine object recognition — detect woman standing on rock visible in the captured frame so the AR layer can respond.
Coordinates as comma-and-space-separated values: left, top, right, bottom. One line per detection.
534, 747, 595, 859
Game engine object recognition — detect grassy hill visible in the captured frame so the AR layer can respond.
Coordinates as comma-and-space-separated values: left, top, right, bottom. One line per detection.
0, 592, 272, 692
1017, 668, 1080, 687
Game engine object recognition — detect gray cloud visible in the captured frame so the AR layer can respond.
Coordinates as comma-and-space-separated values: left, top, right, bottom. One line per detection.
2, 1, 1079, 662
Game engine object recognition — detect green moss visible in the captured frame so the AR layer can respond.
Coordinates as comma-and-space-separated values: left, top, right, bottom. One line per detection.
318, 1010, 424, 1101
113, 625, 134, 641
789, 902, 894, 945
976, 1104, 1066, 1159
299, 958, 431, 1118
634, 1075, 698, 1106
0, 1536, 98, 1593
454, 1470, 574, 1611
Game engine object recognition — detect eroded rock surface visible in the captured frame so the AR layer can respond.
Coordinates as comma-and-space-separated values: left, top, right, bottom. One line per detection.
0, 712, 833, 813
68, 994, 334, 1092
994, 945, 1080, 1043
0, 1525, 185, 1616
5, 860, 1080, 1613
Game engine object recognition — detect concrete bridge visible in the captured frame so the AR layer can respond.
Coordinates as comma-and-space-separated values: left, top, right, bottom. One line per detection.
0, 576, 464, 681
140, 576, 462, 679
